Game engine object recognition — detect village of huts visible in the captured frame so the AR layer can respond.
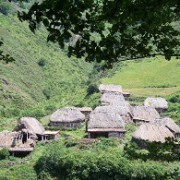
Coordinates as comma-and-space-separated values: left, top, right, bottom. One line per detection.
0, 84, 179, 156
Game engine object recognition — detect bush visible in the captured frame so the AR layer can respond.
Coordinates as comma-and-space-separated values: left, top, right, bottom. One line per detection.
38, 58, 46, 67
0, 1, 12, 15
0, 147, 9, 160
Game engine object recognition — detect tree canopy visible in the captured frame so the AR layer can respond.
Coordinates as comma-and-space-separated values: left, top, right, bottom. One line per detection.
9, 0, 180, 66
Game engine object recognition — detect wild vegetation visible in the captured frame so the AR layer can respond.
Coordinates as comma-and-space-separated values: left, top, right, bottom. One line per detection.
0, 1, 179, 180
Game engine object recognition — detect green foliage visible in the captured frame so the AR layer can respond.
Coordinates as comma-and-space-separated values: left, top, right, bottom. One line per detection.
35, 142, 180, 180
0, 1, 13, 16
0, 147, 9, 160
18, 0, 180, 65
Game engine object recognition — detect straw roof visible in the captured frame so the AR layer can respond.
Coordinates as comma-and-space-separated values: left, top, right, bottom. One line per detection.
0, 131, 20, 148
132, 124, 174, 143
50, 107, 85, 123
152, 117, 180, 134
133, 106, 160, 122
76, 107, 93, 112
99, 84, 122, 94
100, 92, 130, 107
144, 97, 168, 110
88, 106, 125, 132
15, 117, 45, 135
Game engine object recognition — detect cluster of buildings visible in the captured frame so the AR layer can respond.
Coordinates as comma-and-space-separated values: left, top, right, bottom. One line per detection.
0, 84, 179, 155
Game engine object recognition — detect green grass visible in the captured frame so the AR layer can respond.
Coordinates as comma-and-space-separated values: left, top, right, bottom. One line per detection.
0, 14, 96, 120
102, 56, 180, 96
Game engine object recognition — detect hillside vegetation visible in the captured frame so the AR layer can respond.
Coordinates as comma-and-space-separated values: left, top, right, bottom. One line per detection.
0, 14, 99, 121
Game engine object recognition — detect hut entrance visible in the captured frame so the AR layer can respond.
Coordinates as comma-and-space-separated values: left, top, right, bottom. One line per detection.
90, 132, 108, 138
22, 133, 28, 144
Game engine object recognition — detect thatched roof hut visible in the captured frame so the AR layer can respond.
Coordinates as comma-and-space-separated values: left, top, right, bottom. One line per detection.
152, 117, 180, 137
15, 117, 45, 136
99, 84, 122, 94
132, 124, 174, 143
100, 92, 130, 107
0, 131, 20, 148
76, 107, 93, 118
50, 107, 85, 129
144, 97, 168, 112
133, 106, 160, 124
88, 106, 125, 134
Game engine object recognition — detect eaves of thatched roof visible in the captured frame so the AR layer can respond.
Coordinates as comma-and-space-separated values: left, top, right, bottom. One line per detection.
88, 106, 125, 132
50, 107, 85, 123
99, 84, 122, 94
144, 97, 168, 110
153, 117, 180, 134
132, 124, 174, 143
133, 106, 160, 122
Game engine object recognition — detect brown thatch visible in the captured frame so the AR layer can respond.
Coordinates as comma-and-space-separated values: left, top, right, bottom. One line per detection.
144, 97, 168, 111
132, 124, 174, 143
100, 92, 130, 107
133, 106, 160, 122
0, 131, 20, 148
99, 84, 122, 94
77, 107, 93, 112
152, 117, 180, 134
15, 117, 45, 135
88, 106, 125, 132
50, 107, 85, 123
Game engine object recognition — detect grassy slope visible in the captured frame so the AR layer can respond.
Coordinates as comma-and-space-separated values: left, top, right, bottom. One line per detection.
103, 56, 180, 97
0, 14, 94, 117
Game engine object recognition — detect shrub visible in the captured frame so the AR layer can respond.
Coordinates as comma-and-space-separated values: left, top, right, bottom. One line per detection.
0, 147, 9, 160
38, 58, 46, 67
0, 1, 12, 15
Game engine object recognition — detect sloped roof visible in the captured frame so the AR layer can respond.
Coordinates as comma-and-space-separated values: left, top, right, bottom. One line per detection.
0, 131, 19, 148
88, 106, 125, 132
153, 117, 180, 134
144, 97, 168, 109
50, 107, 85, 123
99, 84, 122, 94
100, 92, 130, 107
16, 117, 45, 135
133, 106, 160, 122
132, 124, 174, 143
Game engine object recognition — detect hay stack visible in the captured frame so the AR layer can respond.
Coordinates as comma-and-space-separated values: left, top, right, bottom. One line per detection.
132, 124, 174, 143
99, 84, 122, 94
133, 106, 160, 123
144, 97, 168, 112
88, 106, 125, 132
50, 107, 85, 123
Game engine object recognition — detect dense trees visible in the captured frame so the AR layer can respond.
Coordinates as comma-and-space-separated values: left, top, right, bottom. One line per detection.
17, 0, 180, 66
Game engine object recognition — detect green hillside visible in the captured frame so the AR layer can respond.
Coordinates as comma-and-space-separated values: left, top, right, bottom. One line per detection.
0, 14, 97, 119
103, 56, 180, 97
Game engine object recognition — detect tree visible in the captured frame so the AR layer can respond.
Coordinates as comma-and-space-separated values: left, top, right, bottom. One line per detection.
13, 0, 180, 66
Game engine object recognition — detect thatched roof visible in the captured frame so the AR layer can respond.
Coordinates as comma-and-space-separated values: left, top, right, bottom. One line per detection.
0, 131, 20, 148
99, 105, 132, 123
88, 106, 125, 132
100, 92, 130, 107
133, 106, 160, 122
76, 107, 93, 112
99, 84, 122, 94
15, 117, 45, 135
132, 124, 174, 143
50, 107, 85, 123
144, 97, 168, 110
152, 117, 180, 134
